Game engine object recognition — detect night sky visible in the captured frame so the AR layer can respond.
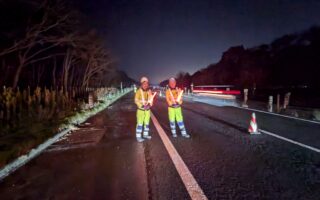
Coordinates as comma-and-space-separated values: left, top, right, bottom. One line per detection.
77, 0, 320, 83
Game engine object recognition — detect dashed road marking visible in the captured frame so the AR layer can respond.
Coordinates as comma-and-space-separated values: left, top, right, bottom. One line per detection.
259, 129, 320, 153
151, 112, 208, 200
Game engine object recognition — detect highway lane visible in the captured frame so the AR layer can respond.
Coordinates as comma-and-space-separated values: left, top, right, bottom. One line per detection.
0, 92, 319, 199
182, 97, 320, 149
0, 94, 148, 199
152, 96, 320, 199
0, 93, 190, 200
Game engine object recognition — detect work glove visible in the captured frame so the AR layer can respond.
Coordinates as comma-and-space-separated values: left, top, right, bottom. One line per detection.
171, 103, 180, 108
142, 103, 151, 110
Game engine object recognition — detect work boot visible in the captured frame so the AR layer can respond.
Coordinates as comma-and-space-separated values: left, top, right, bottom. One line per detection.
182, 133, 190, 138
178, 121, 189, 138
136, 137, 145, 142
181, 131, 190, 138
170, 122, 177, 137
171, 129, 177, 137
143, 125, 151, 139
136, 132, 144, 142
143, 132, 152, 140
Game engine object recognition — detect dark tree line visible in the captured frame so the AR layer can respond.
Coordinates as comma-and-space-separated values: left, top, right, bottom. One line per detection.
161, 26, 320, 91
0, 0, 117, 89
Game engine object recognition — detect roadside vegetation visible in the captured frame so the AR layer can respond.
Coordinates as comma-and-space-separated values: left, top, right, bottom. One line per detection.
0, 0, 132, 168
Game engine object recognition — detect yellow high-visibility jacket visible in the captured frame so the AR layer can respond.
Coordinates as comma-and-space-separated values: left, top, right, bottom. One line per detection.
166, 87, 183, 106
135, 88, 152, 109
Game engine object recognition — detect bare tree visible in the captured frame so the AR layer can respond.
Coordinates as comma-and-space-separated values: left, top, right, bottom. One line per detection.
0, 0, 116, 89
0, 0, 75, 88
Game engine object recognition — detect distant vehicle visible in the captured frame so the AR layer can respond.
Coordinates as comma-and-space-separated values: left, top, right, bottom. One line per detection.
192, 85, 241, 99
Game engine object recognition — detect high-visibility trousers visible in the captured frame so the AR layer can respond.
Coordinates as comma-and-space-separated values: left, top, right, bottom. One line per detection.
136, 109, 150, 137
168, 107, 186, 134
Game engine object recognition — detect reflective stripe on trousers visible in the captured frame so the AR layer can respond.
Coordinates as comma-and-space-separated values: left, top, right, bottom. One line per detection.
143, 124, 150, 136
136, 124, 143, 137
170, 121, 176, 134
136, 109, 150, 137
177, 121, 186, 131
168, 106, 186, 134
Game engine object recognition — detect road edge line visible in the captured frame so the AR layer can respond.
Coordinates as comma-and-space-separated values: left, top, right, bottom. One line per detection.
259, 129, 320, 153
151, 112, 208, 200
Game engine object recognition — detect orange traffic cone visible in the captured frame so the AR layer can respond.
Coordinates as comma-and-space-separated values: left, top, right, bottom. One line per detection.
248, 113, 260, 134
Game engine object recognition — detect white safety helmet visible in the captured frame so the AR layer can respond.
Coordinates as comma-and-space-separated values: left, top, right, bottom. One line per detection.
140, 76, 149, 83
169, 77, 176, 82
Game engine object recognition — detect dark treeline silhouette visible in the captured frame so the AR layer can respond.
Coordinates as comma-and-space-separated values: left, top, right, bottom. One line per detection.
0, 0, 132, 89
160, 26, 320, 107
161, 26, 320, 90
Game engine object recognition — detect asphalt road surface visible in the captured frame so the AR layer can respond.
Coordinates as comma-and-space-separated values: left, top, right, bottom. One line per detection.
0, 92, 319, 200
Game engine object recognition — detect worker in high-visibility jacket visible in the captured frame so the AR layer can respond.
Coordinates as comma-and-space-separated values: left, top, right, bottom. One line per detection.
166, 78, 190, 138
135, 77, 154, 142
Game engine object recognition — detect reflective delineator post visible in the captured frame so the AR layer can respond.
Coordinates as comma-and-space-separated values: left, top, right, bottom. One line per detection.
248, 113, 260, 134
242, 88, 248, 108
190, 83, 194, 95
268, 96, 273, 112
133, 84, 137, 93
283, 92, 291, 110
276, 94, 280, 113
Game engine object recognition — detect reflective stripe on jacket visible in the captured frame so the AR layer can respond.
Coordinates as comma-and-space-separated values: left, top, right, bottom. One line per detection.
165, 88, 183, 106
135, 88, 151, 109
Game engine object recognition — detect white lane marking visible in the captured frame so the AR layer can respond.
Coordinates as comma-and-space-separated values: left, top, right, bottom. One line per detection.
180, 97, 320, 154
0, 127, 75, 180
259, 129, 320, 153
237, 106, 320, 125
151, 113, 208, 200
